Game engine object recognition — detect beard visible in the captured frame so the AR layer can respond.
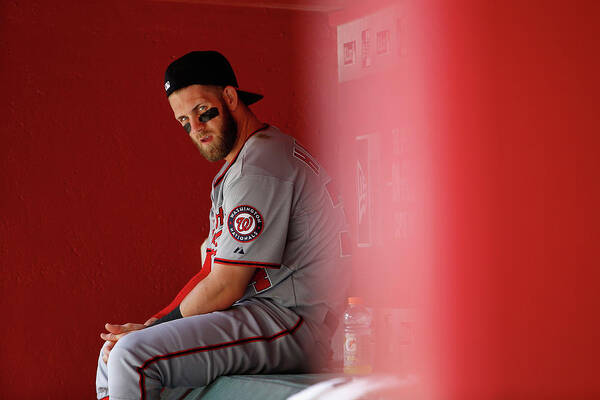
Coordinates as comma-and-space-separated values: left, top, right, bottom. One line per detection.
195, 104, 238, 162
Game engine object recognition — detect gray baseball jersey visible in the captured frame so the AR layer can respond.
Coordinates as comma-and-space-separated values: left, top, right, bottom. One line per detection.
209, 124, 349, 323
96, 124, 349, 400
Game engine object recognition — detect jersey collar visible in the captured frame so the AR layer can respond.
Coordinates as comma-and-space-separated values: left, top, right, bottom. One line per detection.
213, 123, 269, 188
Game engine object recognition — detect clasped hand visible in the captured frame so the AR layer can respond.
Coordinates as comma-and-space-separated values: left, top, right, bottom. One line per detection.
100, 317, 158, 363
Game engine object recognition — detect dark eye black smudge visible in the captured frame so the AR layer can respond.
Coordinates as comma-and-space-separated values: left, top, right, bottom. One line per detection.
183, 122, 191, 134
199, 107, 219, 123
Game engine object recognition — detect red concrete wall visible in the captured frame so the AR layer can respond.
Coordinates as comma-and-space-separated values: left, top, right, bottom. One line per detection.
0, 1, 336, 398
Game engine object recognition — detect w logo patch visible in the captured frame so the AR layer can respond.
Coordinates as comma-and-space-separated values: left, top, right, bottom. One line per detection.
228, 205, 264, 243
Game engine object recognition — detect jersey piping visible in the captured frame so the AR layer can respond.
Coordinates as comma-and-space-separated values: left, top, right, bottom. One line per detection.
213, 258, 281, 269
136, 316, 304, 400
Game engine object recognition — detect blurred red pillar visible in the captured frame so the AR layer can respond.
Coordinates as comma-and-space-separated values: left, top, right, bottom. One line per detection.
319, 0, 600, 398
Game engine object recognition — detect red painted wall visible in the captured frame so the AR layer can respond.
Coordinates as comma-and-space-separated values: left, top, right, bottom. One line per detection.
0, 1, 336, 398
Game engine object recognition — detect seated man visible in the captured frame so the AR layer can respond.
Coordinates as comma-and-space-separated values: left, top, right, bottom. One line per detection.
95, 51, 349, 400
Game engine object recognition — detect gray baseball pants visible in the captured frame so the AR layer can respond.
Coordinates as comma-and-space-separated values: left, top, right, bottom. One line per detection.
95, 298, 330, 400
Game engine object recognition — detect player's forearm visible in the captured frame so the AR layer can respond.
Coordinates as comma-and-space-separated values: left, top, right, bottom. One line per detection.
179, 273, 245, 317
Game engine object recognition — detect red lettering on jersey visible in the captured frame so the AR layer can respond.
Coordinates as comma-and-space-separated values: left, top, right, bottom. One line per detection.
211, 229, 222, 248
215, 207, 224, 227
203, 249, 213, 273
250, 268, 272, 292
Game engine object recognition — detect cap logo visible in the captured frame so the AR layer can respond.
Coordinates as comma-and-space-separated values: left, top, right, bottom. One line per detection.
164, 81, 171, 91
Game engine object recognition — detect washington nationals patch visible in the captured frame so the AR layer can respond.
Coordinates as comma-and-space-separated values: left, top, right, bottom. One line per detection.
227, 205, 264, 242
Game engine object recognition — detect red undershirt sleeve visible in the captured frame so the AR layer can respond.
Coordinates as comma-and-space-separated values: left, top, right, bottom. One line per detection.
151, 249, 213, 319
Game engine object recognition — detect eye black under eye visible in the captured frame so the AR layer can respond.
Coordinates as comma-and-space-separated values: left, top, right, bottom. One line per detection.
199, 107, 219, 123
183, 122, 191, 134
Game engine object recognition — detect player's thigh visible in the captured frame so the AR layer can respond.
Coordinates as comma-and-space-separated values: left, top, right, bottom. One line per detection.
111, 301, 313, 387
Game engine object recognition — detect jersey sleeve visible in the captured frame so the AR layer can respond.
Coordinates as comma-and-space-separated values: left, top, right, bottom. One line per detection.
213, 174, 293, 268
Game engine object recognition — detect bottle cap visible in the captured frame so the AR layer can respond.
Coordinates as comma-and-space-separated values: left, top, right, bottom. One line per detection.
348, 297, 364, 305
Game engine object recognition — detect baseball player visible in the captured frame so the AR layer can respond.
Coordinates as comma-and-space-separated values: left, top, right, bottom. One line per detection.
95, 51, 349, 400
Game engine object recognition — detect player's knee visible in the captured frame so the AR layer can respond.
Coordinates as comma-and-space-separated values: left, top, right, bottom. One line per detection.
108, 332, 144, 370
99, 341, 109, 357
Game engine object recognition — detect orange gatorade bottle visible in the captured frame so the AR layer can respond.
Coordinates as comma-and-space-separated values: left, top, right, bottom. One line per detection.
343, 297, 373, 374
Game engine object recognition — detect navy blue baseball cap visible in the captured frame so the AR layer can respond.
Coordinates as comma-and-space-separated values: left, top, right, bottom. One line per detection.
164, 51, 263, 105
